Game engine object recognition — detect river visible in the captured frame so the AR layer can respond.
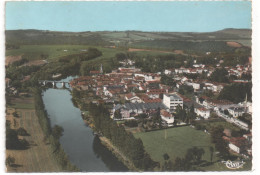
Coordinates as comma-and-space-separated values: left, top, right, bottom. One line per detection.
42, 77, 128, 172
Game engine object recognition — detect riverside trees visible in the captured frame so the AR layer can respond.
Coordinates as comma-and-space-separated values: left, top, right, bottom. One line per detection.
88, 103, 158, 171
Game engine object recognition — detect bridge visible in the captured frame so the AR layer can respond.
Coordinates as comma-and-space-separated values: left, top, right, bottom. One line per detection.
39, 80, 70, 89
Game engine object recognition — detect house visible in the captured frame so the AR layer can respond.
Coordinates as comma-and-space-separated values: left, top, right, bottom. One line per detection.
243, 133, 252, 144
195, 107, 210, 119
147, 89, 166, 99
125, 93, 143, 103
160, 109, 174, 126
228, 107, 244, 118
163, 93, 183, 112
228, 137, 247, 154
191, 82, 200, 91
164, 69, 175, 75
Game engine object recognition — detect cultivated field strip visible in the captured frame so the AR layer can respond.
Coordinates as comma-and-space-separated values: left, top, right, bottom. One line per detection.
6, 109, 61, 172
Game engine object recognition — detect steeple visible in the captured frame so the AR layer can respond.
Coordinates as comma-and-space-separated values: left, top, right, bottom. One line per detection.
244, 93, 248, 113
100, 64, 103, 74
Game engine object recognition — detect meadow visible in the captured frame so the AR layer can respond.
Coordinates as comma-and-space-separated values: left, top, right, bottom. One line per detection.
134, 126, 216, 163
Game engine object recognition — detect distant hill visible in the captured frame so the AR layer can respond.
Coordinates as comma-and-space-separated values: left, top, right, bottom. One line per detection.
5, 28, 251, 48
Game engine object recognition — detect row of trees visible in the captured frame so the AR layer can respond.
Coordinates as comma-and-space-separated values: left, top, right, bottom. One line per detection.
134, 54, 189, 73
175, 105, 197, 124
88, 103, 158, 171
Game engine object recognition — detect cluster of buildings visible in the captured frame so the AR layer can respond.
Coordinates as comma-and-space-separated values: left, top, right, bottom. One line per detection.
70, 59, 252, 158
70, 66, 185, 126
223, 129, 252, 158
195, 95, 252, 130
70, 62, 252, 129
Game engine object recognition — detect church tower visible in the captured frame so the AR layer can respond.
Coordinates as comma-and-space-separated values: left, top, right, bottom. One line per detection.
100, 64, 103, 74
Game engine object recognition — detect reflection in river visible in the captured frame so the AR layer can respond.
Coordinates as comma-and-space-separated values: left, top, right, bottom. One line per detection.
93, 136, 128, 172
42, 76, 128, 172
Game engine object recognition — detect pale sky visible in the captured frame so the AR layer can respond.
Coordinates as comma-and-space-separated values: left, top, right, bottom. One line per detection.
5, 1, 251, 32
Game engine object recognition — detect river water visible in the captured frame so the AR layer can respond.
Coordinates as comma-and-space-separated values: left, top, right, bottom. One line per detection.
42, 77, 128, 172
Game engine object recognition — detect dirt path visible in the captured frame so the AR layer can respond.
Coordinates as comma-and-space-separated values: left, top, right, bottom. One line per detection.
6, 107, 62, 172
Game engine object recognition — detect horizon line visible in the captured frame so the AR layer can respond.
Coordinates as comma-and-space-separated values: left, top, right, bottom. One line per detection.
5, 27, 252, 33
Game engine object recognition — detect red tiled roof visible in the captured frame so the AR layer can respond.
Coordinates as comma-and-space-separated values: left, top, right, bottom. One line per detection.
230, 137, 247, 147
196, 107, 209, 111
160, 109, 173, 118
143, 98, 162, 103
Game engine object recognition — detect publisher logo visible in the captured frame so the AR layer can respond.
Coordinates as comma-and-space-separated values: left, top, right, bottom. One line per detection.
222, 160, 245, 169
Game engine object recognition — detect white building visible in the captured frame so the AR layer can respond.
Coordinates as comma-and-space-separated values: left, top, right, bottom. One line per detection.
163, 93, 183, 112
160, 109, 174, 126
192, 82, 200, 91
195, 107, 210, 119
228, 107, 244, 118
164, 69, 174, 75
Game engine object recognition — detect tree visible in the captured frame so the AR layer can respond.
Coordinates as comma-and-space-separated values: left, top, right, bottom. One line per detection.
163, 153, 170, 161
12, 111, 19, 118
17, 127, 29, 136
224, 109, 229, 115
161, 75, 175, 86
210, 126, 229, 158
161, 153, 173, 171
186, 147, 205, 163
175, 105, 187, 123
218, 82, 252, 103
209, 146, 214, 162
114, 110, 122, 119
52, 125, 64, 139
5, 155, 15, 167
209, 68, 229, 83
115, 53, 127, 61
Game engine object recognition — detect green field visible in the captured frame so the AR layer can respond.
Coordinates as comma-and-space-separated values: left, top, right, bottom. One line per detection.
134, 126, 216, 163
6, 45, 89, 61
6, 44, 129, 62
134, 126, 251, 171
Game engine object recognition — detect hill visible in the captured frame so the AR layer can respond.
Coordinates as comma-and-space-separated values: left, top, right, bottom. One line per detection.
5, 29, 251, 52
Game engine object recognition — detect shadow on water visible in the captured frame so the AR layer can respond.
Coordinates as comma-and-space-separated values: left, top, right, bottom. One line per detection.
92, 136, 129, 172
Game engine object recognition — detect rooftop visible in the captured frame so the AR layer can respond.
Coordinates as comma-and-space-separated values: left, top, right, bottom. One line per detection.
164, 93, 182, 101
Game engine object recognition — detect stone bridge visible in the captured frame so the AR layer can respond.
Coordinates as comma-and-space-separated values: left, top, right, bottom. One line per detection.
39, 80, 70, 89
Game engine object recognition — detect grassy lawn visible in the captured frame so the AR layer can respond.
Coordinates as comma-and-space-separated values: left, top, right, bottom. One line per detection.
6, 45, 91, 61
134, 126, 216, 164
134, 126, 251, 171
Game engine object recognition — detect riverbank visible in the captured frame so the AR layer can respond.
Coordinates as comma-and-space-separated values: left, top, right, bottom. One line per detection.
33, 88, 79, 172
81, 113, 138, 171
99, 136, 139, 171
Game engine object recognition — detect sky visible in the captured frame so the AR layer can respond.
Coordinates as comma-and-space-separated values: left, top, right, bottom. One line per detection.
5, 1, 252, 32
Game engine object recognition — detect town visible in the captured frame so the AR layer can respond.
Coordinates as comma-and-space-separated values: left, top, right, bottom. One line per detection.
70, 55, 252, 160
